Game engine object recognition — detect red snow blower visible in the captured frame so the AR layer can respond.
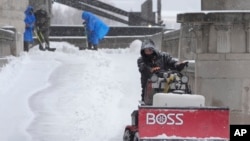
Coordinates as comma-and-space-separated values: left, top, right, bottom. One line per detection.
123, 70, 229, 141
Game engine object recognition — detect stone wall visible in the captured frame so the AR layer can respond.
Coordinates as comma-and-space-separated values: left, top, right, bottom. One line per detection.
0, 28, 15, 55
162, 30, 179, 58
0, 28, 15, 67
0, 0, 29, 56
162, 28, 197, 61
162, 29, 196, 93
178, 12, 250, 124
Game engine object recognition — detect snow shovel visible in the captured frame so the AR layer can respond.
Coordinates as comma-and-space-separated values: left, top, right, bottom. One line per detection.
34, 27, 56, 51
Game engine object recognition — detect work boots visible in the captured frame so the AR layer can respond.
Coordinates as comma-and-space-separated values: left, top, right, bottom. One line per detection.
39, 45, 46, 51
93, 45, 98, 51
87, 42, 97, 50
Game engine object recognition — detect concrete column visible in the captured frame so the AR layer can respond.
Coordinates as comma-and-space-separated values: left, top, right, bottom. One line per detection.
192, 24, 205, 54
177, 24, 201, 61
177, 12, 250, 124
245, 23, 250, 53
215, 24, 232, 53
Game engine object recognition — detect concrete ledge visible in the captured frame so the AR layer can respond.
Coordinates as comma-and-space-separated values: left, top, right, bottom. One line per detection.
197, 60, 250, 78
197, 53, 250, 61
163, 30, 180, 40
50, 25, 163, 36
0, 28, 15, 41
226, 53, 250, 60
202, 0, 250, 11
0, 28, 16, 57
177, 12, 250, 24
197, 54, 225, 61
177, 13, 206, 23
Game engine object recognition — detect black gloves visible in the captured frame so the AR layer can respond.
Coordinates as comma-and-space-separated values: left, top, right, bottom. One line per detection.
150, 67, 160, 73
82, 21, 86, 25
175, 61, 188, 71
138, 62, 160, 73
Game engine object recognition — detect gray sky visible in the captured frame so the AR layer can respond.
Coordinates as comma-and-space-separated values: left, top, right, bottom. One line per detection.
55, 0, 201, 17
104, 0, 201, 28
108, 0, 201, 12
52, 0, 201, 27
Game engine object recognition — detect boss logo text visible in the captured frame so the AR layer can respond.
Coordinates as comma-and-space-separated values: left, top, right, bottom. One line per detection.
146, 113, 184, 125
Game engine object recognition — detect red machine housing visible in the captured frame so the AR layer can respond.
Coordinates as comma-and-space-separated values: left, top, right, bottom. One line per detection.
124, 106, 229, 141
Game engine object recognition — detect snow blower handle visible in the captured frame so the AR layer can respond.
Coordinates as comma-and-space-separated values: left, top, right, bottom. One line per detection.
175, 61, 189, 71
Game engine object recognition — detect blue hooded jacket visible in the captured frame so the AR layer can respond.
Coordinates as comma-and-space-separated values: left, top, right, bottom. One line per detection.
82, 11, 109, 45
24, 6, 36, 42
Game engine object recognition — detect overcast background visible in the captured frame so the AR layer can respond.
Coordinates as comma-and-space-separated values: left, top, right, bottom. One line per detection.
108, 0, 201, 12
51, 0, 201, 29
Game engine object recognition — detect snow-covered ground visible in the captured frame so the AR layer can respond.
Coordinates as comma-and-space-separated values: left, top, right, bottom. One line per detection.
0, 40, 142, 141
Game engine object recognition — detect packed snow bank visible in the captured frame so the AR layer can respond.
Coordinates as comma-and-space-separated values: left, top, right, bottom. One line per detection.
0, 40, 142, 141
0, 52, 61, 141
129, 39, 142, 54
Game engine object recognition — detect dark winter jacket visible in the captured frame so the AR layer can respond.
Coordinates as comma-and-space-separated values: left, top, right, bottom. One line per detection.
24, 6, 36, 42
34, 9, 50, 32
82, 11, 110, 45
137, 39, 178, 88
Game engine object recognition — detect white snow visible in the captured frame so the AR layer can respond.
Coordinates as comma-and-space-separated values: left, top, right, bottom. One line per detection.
153, 93, 205, 107
0, 41, 141, 141
0, 28, 15, 34
143, 133, 228, 140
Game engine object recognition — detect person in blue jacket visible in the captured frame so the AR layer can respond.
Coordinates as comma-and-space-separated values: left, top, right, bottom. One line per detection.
80, 11, 110, 50
23, 6, 36, 52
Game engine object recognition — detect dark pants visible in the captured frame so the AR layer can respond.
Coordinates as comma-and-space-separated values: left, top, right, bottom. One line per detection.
24, 41, 29, 52
37, 29, 50, 50
141, 77, 147, 101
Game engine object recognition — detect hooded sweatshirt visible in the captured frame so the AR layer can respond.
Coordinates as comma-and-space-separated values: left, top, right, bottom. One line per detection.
138, 39, 177, 74
24, 6, 36, 42
82, 11, 109, 45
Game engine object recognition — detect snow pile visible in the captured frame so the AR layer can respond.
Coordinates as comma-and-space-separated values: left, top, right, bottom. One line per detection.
0, 41, 141, 141
153, 93, 205, 107
128, 39, 142, 54
144, 133, 228, 140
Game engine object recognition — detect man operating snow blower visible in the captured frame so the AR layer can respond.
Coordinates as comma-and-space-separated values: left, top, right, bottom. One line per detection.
137, 39, 189, 102
123, 39, 229, 140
